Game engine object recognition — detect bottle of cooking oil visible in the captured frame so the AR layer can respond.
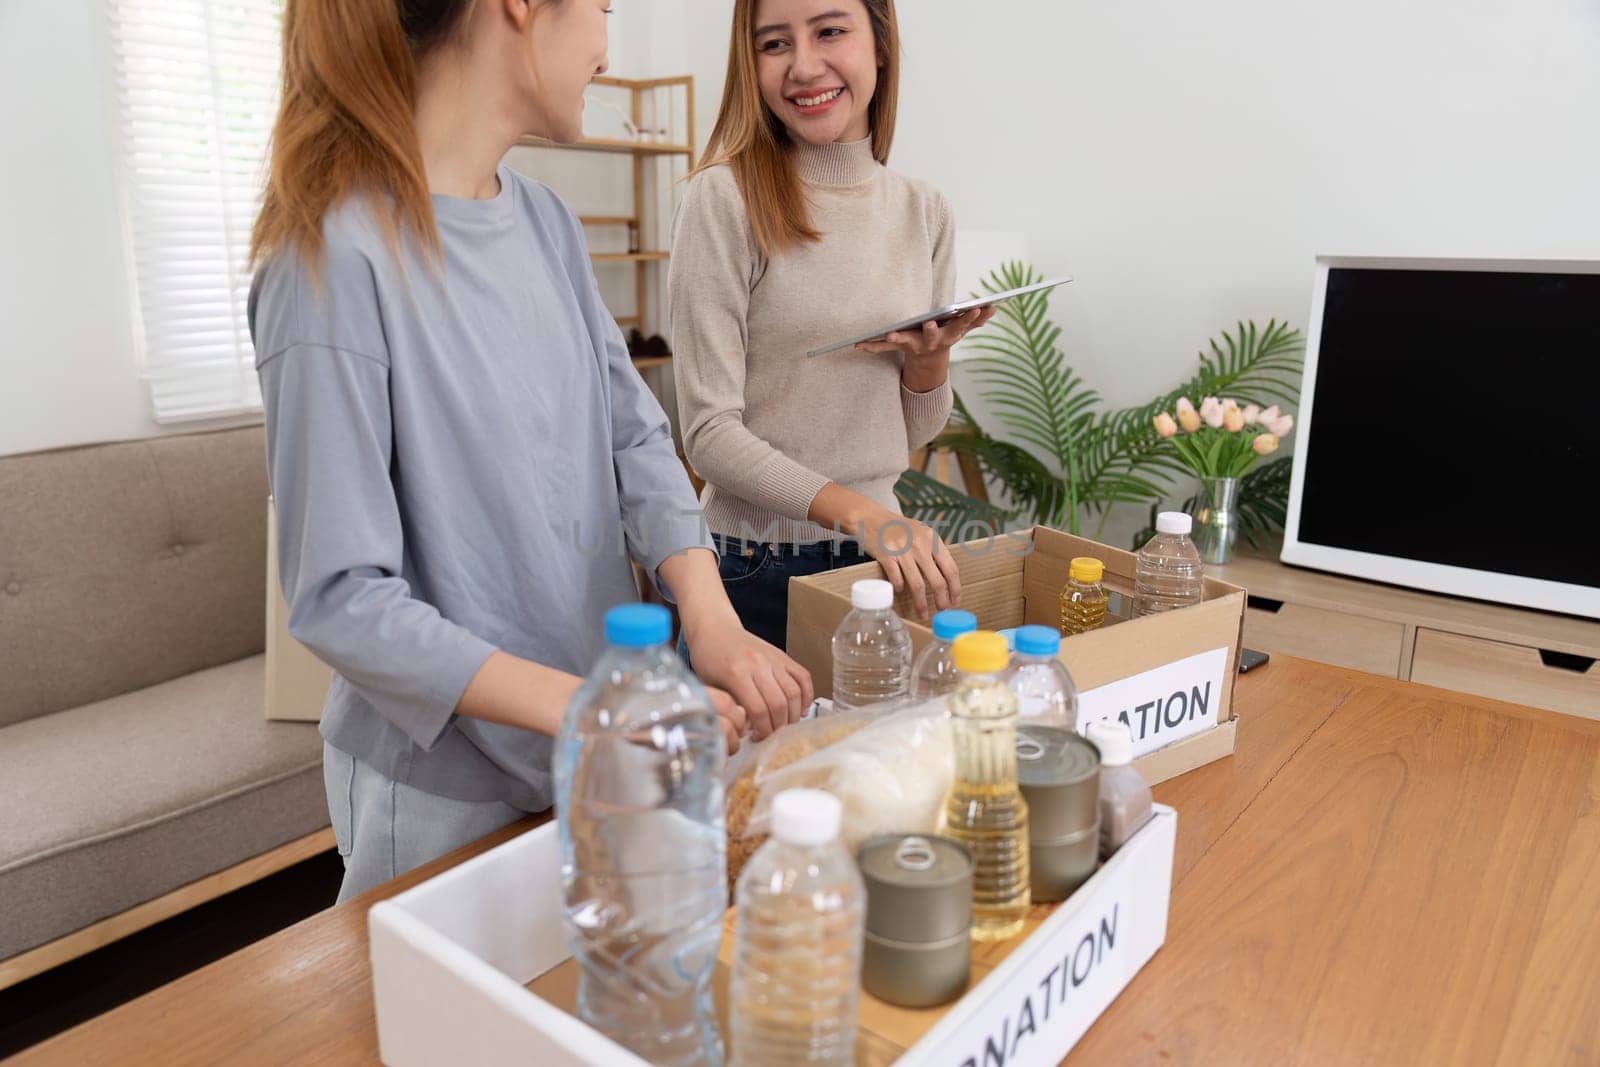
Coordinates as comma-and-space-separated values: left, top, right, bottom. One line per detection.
1059, 556, 1109, 635
944, 631, 1030, 941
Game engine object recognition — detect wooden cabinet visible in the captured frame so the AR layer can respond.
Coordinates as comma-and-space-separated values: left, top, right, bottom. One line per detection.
1410, 629, 1599, 720
1243, 599, 1404, 677
1215, 542, 1600, 721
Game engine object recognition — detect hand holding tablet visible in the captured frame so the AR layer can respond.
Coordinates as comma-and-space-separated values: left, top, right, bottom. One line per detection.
805, 276, 1073, 358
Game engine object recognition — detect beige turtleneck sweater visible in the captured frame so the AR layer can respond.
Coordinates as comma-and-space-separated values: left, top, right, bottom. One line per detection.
668, 137, 955, 544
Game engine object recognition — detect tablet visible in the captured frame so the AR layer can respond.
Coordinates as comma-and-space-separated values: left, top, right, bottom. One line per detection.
804, 276, 1072, 357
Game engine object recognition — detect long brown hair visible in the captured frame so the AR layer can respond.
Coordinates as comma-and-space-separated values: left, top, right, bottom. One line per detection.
695, 0, 900, 258
248, 0, 479, 272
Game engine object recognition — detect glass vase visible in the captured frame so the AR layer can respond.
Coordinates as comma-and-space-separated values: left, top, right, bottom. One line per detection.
1193, 476, 1241, 565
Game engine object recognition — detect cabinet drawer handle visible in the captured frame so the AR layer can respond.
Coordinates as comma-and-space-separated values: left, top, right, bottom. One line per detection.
1247, 595, 1284, 614
1539, 649, 1596, 674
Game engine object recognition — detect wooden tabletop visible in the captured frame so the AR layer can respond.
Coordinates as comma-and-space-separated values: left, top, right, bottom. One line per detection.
10, 657, 1600, 1066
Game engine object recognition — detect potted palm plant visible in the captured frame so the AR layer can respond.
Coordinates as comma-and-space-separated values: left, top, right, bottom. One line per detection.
895, 262, 1304, 553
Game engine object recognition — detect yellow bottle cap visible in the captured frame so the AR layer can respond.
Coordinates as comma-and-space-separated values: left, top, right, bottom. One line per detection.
1069, 557, 1104, 583
952, 631, 1010, 674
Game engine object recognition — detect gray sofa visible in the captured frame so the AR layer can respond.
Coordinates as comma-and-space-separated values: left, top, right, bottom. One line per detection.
0, 426, 327, 966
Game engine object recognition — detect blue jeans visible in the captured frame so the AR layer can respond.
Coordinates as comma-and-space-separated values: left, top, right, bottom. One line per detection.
322, 743, 525, 903
678, 535, 871, 664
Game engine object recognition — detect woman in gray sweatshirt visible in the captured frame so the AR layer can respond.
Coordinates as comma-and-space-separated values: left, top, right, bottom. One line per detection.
248, 0, 811, 901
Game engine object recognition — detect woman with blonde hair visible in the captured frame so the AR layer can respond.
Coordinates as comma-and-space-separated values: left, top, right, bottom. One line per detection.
670, 0, 992, 651
249, 0, 811, 901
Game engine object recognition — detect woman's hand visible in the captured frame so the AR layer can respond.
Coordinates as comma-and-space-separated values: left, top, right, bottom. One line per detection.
688, 617, 814, 742
856, 305, 997, 392
704, 685, 750, 755
855, 504, 963, 622
660, 548, 815, 742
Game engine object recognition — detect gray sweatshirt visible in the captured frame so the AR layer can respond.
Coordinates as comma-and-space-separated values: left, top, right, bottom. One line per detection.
249, 166, 709, 811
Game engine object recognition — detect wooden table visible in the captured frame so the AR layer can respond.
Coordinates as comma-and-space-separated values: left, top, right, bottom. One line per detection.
10, 657, 1599, 1065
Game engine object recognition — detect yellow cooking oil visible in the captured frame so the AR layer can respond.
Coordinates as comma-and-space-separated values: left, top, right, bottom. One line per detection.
944, 631, 1030, 941
1059, 556, 1109, 635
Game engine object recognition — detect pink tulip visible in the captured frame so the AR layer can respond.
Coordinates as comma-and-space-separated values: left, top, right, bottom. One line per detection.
1175, 397, 1197, 417
1242, 403, 1261, 426
1266, 413, 1295, 437
1200, 396, 1225, 429
1153, 412, 1179, 438
1252, 433, 1280, 456
1223, 406, 1245, 432
1259, 405, 1281, 427
1177, 407, 1203, 433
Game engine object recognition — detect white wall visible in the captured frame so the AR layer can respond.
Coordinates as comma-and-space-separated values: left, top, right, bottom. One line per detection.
886, 0, 1600, 408
0, 0, 159, 457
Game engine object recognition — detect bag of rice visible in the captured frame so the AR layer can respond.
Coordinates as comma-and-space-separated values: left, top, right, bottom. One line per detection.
723, 697, 953, 892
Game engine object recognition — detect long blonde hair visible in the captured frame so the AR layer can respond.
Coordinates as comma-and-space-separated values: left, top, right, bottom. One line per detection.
695, 0, 900, 258
249, 0, 575, 273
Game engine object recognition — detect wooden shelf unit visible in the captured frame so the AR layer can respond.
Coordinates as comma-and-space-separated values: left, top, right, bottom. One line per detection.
514, 76, 694, 353
1214, 539, 1600, 721
590, 251, 670, 263
516, 135, 694, 157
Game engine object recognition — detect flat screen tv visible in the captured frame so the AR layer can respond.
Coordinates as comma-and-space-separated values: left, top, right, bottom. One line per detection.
1282, 256, 1600, 620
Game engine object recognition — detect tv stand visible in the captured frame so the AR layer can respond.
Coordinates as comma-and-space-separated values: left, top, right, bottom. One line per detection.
1214, 540, 1600, 721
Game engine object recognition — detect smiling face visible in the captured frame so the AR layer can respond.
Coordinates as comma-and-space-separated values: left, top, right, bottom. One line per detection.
751, 0, 879, 145
518, 0, 611, 142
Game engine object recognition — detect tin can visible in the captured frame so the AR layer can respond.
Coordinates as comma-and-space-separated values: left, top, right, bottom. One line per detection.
857, 834, 972, 1008
1015, 725, 1101, 901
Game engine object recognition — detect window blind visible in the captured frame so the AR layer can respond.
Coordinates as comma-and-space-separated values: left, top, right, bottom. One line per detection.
106, 0, 282, 421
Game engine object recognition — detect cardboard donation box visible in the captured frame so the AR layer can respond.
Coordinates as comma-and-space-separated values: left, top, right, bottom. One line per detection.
787, 526, 1248, 785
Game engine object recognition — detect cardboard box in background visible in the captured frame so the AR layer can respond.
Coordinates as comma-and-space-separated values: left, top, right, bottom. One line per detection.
787, 526, 1247, 786
265, 497, 332, 722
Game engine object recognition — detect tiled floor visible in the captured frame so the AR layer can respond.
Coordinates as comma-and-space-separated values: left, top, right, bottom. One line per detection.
0, 849, 344, 1058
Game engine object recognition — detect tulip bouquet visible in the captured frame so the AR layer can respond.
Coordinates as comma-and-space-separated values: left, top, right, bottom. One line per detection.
1152, 397, 1295, 479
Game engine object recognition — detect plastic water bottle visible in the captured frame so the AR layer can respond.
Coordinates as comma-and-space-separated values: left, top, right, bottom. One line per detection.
730, 789, 865, 1066
1133, 512, 1204, 618
1007, 625, 1078, 729
554, 604, 727, 1067
910, 608, 978, 698
831, 579, 912, 711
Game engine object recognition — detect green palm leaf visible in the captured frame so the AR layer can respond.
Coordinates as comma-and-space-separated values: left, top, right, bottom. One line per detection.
894, 468, 1015, 534
947, 261, 1305, 544
933, 393, 1067, 527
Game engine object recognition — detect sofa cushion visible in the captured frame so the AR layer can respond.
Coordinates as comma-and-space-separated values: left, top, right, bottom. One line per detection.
0, 655, 326, 960
0, 426, 267, 728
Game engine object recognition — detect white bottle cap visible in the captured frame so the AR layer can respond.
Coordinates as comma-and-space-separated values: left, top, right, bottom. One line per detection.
851, 578, 895, 611
771, 788, 842, 847
1086, 720, 1134, 766
1155, 511, 1192, 536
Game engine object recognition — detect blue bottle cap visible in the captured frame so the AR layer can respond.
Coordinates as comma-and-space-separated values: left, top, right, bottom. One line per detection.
1014, 625, 1061, 657
996, 627, 1018, 652
931, 609, 978, 641
604, 603, 672, 648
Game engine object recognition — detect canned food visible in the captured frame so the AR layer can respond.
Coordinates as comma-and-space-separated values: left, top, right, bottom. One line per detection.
858, 834, 972, 1007
1029, 820, 1100, 902
1015, 724, 1100, 840
1015, 725, 1101, 900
